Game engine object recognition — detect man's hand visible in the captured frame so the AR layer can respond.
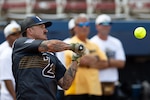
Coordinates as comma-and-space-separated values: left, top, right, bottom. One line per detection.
70, 43, 85, 55
72, 53, 82, 61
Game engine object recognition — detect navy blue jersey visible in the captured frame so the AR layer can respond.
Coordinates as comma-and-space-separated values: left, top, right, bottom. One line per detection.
12, 37, 66, 100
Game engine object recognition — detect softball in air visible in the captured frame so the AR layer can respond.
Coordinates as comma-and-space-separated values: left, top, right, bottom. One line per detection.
134, 27, 146, 39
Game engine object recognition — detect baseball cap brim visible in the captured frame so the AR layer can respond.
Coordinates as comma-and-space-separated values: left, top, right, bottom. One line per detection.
21, 16, 52, 35
29, 21, 52, 28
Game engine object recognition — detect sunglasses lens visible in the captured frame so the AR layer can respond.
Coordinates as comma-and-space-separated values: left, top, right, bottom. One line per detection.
78, 23, 83, 27
85, 22, 90, 27
77, 22, 90, 27
99, 22, 112, 26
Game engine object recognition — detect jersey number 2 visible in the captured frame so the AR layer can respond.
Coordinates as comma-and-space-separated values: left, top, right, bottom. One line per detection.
42, 54, 55, 78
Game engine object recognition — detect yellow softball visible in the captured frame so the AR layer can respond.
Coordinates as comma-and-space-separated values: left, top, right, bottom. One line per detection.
134, 27, 146, 39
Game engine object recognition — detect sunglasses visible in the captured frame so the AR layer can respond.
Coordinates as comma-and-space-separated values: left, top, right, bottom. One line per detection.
77, 22, 90, 27
99, 22, 112, 26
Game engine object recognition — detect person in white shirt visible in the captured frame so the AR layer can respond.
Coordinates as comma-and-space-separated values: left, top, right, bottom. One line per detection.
0, 21, 21, 100
56, 18, 75, 100
90, 14, 126, 100
0, 41, 9, 100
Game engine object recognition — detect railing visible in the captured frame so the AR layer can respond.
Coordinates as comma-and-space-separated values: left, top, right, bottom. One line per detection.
0, 0, 150, 20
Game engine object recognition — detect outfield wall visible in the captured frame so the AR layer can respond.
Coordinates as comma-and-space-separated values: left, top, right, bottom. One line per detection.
0, 20, 150, 55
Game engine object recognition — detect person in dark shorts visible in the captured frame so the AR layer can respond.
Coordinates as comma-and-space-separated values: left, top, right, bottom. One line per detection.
12, 16, 85, 100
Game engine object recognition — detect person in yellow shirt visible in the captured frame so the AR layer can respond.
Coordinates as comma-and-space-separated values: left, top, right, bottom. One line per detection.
64, 13, 108, 100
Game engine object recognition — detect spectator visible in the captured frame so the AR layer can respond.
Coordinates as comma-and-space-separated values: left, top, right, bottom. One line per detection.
64, 13, 108, 100
11, 16, 85, 100
68, 18, 76, 39
56, 18, 75, 100
0, 39, 9, 100
0, 20, 21, 100
90, 14, 126, 100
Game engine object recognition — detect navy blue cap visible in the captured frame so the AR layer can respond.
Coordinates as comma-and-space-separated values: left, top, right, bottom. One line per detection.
21, 16, 52, 35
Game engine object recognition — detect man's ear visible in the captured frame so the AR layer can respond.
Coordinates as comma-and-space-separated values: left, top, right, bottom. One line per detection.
26, 28, 33, 36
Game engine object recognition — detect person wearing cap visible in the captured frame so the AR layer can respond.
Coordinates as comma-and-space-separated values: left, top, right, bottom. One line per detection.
0, 38, 9, 99
64, 13, 108, 100
90, 14, 126, 100
11, 16, 85, 100
56, 18, 75, 100
0, 21, 21, 100
68, 18, 76, 37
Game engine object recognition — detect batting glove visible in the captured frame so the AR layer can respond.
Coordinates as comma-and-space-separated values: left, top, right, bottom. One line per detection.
70, 43, 85, 55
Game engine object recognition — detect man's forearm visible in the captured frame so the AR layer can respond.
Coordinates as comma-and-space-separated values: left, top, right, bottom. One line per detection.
38, 40, 72, 52
59, 61, 78, 90
5, 80, 16, 100
39, 40, 85, 54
